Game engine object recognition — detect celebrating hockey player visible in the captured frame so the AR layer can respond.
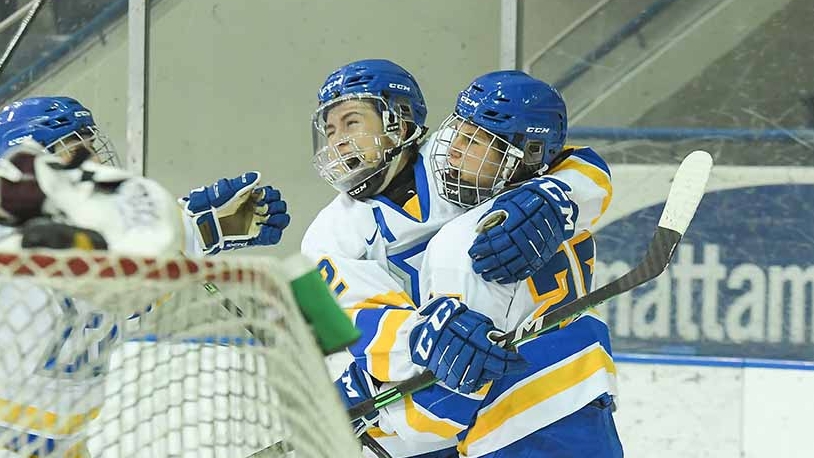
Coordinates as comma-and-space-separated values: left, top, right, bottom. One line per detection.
382, 71, 620, 457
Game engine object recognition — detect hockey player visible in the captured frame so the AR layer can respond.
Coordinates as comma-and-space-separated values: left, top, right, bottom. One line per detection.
0, 97, 119, 166
0, 139, 189, 457
0, 96, 291, 258
392, 71, 621, 456
301, 58, 459, 458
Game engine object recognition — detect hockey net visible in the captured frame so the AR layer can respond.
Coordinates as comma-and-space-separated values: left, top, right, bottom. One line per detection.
0, 250, 361, 458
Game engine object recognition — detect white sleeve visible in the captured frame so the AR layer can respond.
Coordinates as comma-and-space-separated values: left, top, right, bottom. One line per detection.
181, 212, 205, 258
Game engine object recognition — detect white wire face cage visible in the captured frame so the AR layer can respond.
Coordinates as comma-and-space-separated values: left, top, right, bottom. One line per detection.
431, 114, 525, 208
311, 93, 405, 194
46, 125, 120, 167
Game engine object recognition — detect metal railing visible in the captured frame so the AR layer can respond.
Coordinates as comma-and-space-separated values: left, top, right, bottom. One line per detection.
0, 0, 129, 103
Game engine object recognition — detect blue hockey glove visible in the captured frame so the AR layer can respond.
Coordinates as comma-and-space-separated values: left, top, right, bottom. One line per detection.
335, 362, 380, 436
469, 177, 578, 284
409, 296, 528, 394
181, 171, 291, 255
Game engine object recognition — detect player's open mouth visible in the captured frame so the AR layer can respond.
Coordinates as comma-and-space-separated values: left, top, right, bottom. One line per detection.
345, 157, 362, 170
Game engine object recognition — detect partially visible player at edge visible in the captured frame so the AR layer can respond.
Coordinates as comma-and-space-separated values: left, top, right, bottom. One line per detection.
296, 60, 606, 458
0, 97, 292, 259
0, 143, 186, 457
370, 71, 621, 456
0, 97, 290, 457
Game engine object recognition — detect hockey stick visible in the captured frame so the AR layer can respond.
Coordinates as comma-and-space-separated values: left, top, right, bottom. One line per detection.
347, 150, 713, 422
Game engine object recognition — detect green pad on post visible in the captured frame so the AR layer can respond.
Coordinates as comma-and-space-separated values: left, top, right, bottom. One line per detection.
286, 254, 360, 354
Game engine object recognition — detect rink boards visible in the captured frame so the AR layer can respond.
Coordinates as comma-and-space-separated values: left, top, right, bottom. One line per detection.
615, 357, 814, 458
598, 164, 814, 457
596, 164, 814, 360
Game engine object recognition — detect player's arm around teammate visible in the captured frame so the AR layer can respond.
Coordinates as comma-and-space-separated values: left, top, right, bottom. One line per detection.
384, 71, 621, 457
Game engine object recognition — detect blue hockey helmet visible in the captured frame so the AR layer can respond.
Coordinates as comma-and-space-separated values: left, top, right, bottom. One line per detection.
432, 71, 568, 207
0, 96, 118, 165
312, 59, 428, 198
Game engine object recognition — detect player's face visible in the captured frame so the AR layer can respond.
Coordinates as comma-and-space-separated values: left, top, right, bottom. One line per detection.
431, 113, 522, 207
47, 127, 119, 166
53, 136, 101, 164
312, 94, 409, 194
323, 100, 394, 164
446, 119, 510, 187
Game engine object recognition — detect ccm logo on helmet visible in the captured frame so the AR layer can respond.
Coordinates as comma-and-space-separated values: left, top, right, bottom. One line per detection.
319, 76, 344, 97
460, 95, 479, 108
526, 127, 550, 134
7, 135, 33, 146
74, 110, 91, 118
388, 83, 411, 92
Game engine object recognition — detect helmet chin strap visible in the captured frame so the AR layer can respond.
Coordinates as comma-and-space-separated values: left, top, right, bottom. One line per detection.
371, 122, 427, 194
347, 121, 427, 200
372, 153, 407, 195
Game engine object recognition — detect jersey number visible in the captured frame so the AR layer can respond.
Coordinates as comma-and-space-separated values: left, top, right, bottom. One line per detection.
318, 257, 348, 298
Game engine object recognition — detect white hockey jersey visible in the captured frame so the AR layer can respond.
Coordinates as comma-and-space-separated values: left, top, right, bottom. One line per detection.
375, 146, 617, 457
302, 136, 465, 382
302, 136, 465, 456
0, 279, 117, 457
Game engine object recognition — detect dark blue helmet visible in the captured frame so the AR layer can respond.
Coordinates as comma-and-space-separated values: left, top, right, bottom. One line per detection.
312, 60, 429, 199
0, 96, 118, 165
432, 71, 568, 208
317, 59, 427, 126
454, 70, 567, 170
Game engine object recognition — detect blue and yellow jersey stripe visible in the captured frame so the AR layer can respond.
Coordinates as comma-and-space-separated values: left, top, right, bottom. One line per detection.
345, 291, 419, 381
550, 146, 613, 226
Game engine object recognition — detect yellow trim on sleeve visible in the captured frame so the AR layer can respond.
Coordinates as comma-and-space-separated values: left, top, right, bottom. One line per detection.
368, 309, 414, 379
365, 427, 398, 439
459, 346, 616, 454
552, 156, 613, 225
568, 229, 593, 246
404, 395, 464, 439
349, 291, 415, 310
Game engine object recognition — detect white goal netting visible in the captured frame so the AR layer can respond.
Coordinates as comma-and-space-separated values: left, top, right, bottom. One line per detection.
0, 251, 361, 458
